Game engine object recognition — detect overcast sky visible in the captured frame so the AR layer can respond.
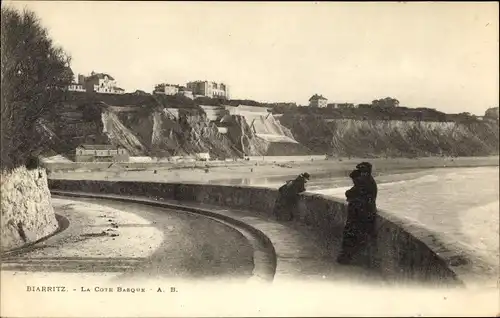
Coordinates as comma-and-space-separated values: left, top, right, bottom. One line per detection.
4, 1, 499, 114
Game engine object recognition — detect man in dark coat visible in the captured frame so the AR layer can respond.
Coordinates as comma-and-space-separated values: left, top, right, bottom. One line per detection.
337, 165, 378, 265
273, 172, 310, 221
356, 162, 377, 203
355, 161, 378, 236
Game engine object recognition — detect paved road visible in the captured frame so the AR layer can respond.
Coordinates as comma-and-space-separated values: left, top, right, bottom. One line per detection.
51, 192, 387, 285
2, 197, 256, 283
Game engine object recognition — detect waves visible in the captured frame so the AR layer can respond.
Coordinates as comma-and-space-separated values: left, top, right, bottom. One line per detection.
310, 167, 499, 272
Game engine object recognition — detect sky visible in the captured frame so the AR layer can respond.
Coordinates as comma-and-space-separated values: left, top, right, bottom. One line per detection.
4, 1, 499, 115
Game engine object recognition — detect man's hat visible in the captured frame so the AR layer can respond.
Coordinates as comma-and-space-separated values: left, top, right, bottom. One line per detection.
356, 162, 372, 173
300, 172, 310, 180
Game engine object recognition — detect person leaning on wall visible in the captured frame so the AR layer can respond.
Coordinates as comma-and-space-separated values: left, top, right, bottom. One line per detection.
356, 161, 378, 212
273, 172, 310, 221
337, 163, 378, 265
356, 161, 379, 268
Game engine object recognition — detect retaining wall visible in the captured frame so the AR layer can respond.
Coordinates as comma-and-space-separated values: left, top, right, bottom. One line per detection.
48, 179, 463, 286
1, 167, 59, 252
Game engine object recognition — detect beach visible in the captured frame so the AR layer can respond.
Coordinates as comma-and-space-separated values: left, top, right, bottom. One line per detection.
46, 155, 499, 185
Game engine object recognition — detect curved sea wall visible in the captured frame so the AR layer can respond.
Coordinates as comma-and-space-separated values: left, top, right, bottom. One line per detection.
1, 167, 59, 252
48, 179, 462, 286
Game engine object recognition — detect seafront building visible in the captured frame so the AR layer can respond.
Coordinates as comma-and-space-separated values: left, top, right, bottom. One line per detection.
74, 144, 129, 162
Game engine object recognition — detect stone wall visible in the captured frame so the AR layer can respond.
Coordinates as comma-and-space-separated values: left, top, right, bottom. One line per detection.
1, 167, 59, 252
48, 179, 462, 285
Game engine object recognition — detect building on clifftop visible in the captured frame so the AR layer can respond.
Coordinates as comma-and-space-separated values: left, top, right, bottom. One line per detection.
78, 71, 126, 94
308, 94, 328, 108
153, 83, 180, 95
187, 81, 230, 99
153, 83, 194, 99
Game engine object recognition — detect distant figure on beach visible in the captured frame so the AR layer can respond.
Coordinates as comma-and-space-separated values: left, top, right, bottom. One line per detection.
337, 163, 378, 265
273, 172, 310, 221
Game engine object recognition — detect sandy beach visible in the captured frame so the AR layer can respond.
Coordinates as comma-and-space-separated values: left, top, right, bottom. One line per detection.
47, 155, 499, 185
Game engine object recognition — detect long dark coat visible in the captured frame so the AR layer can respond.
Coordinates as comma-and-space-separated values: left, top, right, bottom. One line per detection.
338, 176, 378, 262
273, 177, 306, 221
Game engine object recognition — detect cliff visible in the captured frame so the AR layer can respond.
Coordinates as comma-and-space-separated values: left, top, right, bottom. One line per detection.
37, 92, 307, 159
41, 99, 247, 159
37, 93, 499, 160
278, 114, 500, 157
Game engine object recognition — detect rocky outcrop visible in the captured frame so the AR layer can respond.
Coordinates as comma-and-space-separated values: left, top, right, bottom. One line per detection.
180, 113, 243, 159
223, 115, 269, 155
1, 167, 58, 252
101, 110, 148, 156
102, 107, 242, 159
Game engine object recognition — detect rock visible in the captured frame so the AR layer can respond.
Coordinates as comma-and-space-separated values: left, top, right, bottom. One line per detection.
1, 167, 58, 252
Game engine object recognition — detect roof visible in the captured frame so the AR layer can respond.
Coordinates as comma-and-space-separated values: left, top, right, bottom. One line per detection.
156, 83, 182, 88
187, 80, 208, 84
187, 80, 225, 85
309, 94, 328, 101
87, 73, 115, 81
77, 144, 121, 150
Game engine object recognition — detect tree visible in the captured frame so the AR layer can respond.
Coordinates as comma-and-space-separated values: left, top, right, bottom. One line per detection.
1, 7, 73, 170
485, 107, 499, 120
371, 97, 400, 108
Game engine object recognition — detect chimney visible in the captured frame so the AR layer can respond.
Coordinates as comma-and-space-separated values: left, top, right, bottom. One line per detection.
78, 74, 85, 85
